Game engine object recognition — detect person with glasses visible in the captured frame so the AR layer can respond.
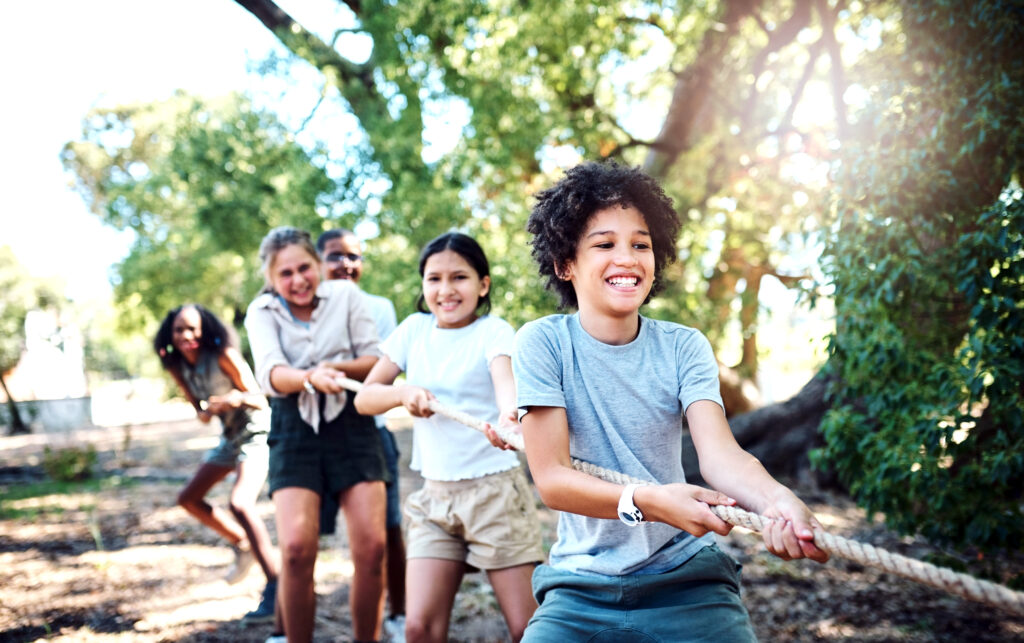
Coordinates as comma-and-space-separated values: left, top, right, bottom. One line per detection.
316, 228, 408, 642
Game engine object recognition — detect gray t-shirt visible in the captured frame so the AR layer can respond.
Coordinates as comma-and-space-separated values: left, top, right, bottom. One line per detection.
513, 313, 722, 576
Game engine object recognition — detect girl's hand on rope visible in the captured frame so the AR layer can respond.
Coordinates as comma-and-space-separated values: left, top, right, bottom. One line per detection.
637, 483, 737, 537
399, 385, 436, 418
485, 409, 520, 451
206, 390, 244, 414
309, 365, 347, 394
759, 491, 830, 563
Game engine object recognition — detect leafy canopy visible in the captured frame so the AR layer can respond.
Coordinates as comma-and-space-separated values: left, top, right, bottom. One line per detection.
62, 92, 350, 328
815, 0, 1024, 556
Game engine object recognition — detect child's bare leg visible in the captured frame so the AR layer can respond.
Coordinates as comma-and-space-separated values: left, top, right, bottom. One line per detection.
340, 480, 387, 642
228, 458, 278, 580
273, 487, 320, 643
178, 462, 244, 543
404, 558, 464, 643
488, 563, 538, 642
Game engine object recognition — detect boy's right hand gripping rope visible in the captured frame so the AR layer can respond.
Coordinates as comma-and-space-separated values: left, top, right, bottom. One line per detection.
336, 376, 1024, 616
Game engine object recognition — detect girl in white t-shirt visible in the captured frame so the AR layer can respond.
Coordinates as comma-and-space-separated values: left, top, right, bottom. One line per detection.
355, 232, 544, 643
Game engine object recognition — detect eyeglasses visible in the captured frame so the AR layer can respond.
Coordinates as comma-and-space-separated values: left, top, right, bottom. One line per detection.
324, 252, 362, 263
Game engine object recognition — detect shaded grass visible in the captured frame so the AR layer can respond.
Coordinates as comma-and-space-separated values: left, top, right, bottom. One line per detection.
0, 475, 134, 520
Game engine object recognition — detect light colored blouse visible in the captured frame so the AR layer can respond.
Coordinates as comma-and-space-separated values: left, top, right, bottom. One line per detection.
245, 279, 380, 429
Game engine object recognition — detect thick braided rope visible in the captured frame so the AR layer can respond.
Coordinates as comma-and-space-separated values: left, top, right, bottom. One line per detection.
337, 377, 1024, 615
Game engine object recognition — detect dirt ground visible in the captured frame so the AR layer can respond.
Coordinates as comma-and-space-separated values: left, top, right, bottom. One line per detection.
1, 418, 1022, 642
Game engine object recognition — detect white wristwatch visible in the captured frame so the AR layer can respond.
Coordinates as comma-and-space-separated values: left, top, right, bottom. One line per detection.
617, 483, 646, 526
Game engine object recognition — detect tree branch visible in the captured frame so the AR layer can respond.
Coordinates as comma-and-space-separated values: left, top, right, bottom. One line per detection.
778, 38, 826, 133
816, 0, 850, 138
741, 0, 814, 133
643, 0, 758, 178
233, 0, 384, 120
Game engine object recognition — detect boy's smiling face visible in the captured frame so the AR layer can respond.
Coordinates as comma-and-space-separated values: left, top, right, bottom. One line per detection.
563, 204, 654, 321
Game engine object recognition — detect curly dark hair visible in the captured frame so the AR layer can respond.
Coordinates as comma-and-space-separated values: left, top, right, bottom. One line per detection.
153, 304, 235, 373
527, 160, 682, 309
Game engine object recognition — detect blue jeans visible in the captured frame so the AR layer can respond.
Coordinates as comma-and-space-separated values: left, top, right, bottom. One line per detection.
523, 544, 756, 642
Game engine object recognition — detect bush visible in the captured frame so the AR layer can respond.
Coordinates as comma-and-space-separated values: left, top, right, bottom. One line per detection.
42, 444, 98, 482
814, 1, 1024, 557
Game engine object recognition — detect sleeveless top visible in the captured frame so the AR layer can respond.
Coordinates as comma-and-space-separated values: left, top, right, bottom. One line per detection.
179, 351, 268, 441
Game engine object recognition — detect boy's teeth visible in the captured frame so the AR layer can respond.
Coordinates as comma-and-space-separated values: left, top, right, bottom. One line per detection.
608, 277, 637, 286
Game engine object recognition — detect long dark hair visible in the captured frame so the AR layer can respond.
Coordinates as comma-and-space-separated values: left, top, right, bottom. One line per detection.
415, 232, 493, 315
153, 304, 234, 372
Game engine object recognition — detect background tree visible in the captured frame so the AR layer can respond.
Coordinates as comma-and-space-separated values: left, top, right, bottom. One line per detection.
231, 0, 1023, 557
0, 247, 62, 435
231, 0, 856, 463
66, 0, 1023, 557
62, 92, 350, 333
813, 1, 1024, 556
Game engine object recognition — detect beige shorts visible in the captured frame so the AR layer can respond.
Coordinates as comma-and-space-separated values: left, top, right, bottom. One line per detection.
405, 466, 545, 571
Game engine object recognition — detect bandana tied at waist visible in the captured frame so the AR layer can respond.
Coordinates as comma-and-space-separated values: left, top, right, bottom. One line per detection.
298, 388, 347, 432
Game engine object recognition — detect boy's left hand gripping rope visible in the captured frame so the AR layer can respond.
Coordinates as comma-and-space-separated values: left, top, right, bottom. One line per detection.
335, 376, 1024, 616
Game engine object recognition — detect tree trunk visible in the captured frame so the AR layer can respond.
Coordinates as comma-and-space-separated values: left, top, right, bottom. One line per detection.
684, 370, 835, 487
0, 372, 29, 435
643, 0, 757, 177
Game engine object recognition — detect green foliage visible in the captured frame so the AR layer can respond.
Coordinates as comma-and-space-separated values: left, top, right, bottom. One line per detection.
42, 443, 98, 482
252, 0, 840, 351
62, 92, 348, 333
815, 0, 1024, 554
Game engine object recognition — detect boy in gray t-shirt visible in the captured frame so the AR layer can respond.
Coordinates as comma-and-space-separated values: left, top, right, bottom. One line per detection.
513, 161, 829, 641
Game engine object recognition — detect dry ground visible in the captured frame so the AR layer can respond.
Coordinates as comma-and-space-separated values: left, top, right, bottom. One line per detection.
1, 418, 1022, 642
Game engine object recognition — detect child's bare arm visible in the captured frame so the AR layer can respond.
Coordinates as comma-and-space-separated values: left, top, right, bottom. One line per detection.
688, 399, 829, 563
522, 406, 734, 535
208, 348, 268, 413
318, 354, 379, 381
354, 355, 435, 418
485, 355, 518, 449
167, 367, 211, 422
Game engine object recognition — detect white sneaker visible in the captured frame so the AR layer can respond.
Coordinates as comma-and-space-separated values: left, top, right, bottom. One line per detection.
224, 544, 255, 584
383, 614, 406, 643
265, 635, 286, 643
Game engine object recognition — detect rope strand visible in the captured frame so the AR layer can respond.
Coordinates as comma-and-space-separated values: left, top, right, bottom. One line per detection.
338, 376, 1024, 615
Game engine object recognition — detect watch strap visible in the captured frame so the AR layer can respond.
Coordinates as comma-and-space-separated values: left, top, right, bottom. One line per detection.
617, 482, 646, 526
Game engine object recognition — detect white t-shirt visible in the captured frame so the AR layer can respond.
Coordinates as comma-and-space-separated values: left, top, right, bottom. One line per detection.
381, 312, 521, 481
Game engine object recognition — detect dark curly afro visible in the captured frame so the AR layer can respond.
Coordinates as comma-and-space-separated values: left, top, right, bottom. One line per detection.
527, 160, 682, 309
